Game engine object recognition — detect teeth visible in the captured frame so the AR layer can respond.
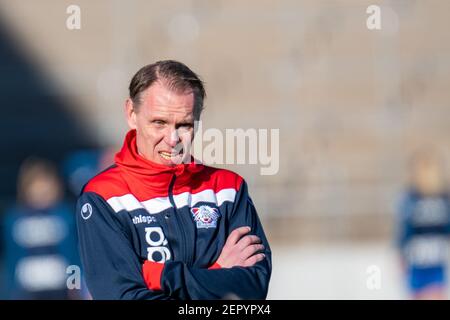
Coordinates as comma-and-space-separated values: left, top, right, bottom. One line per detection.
160, 152, 171, 160
159, 151, 182, 160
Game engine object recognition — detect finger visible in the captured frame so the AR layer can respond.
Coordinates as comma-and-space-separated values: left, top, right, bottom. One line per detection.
241, 244, 265, 260
242, 253, 265, 267
236, 235, 261, 249
225, 226, 251, 246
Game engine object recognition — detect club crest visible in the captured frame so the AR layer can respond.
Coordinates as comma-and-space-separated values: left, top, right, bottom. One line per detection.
191, 205, 220, 229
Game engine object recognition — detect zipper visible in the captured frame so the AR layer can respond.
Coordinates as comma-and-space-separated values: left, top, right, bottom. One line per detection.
168, 174, 193, 266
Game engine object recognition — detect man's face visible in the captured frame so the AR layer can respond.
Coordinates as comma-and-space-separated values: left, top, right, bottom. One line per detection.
126, 81, 195, 166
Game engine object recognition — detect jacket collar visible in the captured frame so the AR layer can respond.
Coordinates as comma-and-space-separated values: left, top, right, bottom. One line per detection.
114, 130, 203, 190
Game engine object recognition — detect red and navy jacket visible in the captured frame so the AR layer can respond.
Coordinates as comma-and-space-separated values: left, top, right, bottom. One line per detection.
76, 130, 272, 300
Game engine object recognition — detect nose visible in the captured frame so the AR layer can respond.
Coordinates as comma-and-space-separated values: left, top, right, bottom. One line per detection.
166, 128, 181, 148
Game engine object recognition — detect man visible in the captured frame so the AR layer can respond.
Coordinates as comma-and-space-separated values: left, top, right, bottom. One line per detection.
76, 60, 272, 299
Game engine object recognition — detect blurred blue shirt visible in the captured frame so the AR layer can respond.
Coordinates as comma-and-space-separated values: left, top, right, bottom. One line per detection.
2, 201, 81, 299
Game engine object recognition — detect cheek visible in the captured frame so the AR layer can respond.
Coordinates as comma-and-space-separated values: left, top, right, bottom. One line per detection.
147, 128, 167, 149
180, 129, 194, 142
136, 123, 164, 148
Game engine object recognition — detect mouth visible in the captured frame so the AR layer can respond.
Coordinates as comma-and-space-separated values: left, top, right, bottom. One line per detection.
159, 150, 184, 161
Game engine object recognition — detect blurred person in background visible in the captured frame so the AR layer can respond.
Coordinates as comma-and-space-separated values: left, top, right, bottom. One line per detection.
396, 148, 450, 299
2, 157, 82, 299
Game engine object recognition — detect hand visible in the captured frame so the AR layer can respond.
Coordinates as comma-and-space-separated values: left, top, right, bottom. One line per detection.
216, 226, 265, 268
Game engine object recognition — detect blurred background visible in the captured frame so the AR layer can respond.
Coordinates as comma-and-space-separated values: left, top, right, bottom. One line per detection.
0, 0, 450, 299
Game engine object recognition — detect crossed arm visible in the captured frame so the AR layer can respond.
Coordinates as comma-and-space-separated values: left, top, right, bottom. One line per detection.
142, 225, 269, 299
216, 226, 266, 268
77, 182, 271, 300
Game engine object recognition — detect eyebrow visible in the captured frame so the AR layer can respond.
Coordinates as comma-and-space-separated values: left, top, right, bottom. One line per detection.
175, 121, 194, 127
148, 117, 194, 125
149, 117, 167, 123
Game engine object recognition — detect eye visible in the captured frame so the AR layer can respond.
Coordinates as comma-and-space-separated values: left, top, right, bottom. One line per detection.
177, 123, 193, 129
152, 120, 166, 126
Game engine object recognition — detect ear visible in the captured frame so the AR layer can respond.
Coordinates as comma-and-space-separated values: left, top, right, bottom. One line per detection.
125, 98, 137, 130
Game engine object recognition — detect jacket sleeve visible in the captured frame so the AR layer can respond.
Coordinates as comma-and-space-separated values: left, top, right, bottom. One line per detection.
76, 192, 172, 300
143, 180, 272, 300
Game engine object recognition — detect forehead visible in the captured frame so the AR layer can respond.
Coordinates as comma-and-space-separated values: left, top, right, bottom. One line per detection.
139, 82, 195, 118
